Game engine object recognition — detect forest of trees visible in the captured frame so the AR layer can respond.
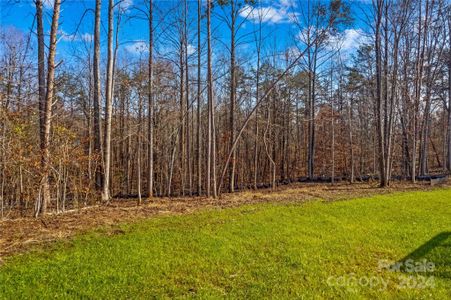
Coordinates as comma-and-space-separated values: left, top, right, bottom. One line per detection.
0, 0, 450, 217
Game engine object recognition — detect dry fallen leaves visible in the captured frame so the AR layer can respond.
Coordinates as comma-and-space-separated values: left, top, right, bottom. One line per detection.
0, 181, 447, 259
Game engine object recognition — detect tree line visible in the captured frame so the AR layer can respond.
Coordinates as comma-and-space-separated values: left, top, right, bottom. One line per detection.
0, 0, 450, 217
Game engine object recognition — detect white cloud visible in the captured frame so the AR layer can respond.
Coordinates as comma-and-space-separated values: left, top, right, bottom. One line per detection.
118, 0, 133, 12
125, 41, 148, 54
327, 29, 370, 52
279, 0, 297, 8
59, 30, 72, 42
239, 0, 298, 24
187, 44, 196, 55
59, 30, 93, 43
80, 33, 94, 42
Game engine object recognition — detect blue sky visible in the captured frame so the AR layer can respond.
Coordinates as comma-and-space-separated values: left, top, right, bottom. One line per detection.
0, 0, 372, 64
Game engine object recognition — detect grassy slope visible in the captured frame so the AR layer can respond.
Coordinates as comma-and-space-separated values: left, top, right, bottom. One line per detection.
0, 189, 450, 299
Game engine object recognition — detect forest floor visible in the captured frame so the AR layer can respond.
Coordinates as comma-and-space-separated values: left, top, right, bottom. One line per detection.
0, 180, 449, 259
0, 185, 450, 298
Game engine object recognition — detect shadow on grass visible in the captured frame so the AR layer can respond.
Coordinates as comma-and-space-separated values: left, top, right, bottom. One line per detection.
397, 232, 451, 279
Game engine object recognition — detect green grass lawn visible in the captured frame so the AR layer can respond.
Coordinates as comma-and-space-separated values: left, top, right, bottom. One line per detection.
1, 189, 450, 299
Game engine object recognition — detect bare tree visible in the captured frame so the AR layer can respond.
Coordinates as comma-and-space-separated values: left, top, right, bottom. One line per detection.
93, 0, 103, 191
36, 0, 62, 216
373, 0, 387, 187
448, 6, 451, 172
148, 0, 154, 199
197, 0, 202, 195
207, 0, 217, 198
36, 0, 45, 153
2, 0, 451, 217
253, 10, 263, 190
217, 0, 254, 192
184, 0, 192, 195
102, 0, 114, 202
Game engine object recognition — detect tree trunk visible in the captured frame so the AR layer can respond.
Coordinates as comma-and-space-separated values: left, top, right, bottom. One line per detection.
330, 65, 335, 184
217, 31, 323, 195
137, 89, 143, 205
253, 25, 262, 190
348, 96, 354, 183
36, 0, 45, 149
179, 22, 185, 196
35, 0, 45, 216
102, 0, 114, 202
93, 0, 103, 191
264, 105, 275, 189
148, 0, 154, 198
412, 0, 429, 183
206, 0, 216, 198
374, 0, 386, 187
229, 1, 236, 193
38, 0, 62, 216
184, 0, 192, 195
447, 12, 451, 172
197, 0, 202, 195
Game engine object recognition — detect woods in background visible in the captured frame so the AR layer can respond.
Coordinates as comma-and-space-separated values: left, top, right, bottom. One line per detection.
0, 0, 450, 217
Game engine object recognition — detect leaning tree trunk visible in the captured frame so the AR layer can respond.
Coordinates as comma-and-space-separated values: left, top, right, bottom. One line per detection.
216, 30, 327, 196
263, 105, 276, 190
